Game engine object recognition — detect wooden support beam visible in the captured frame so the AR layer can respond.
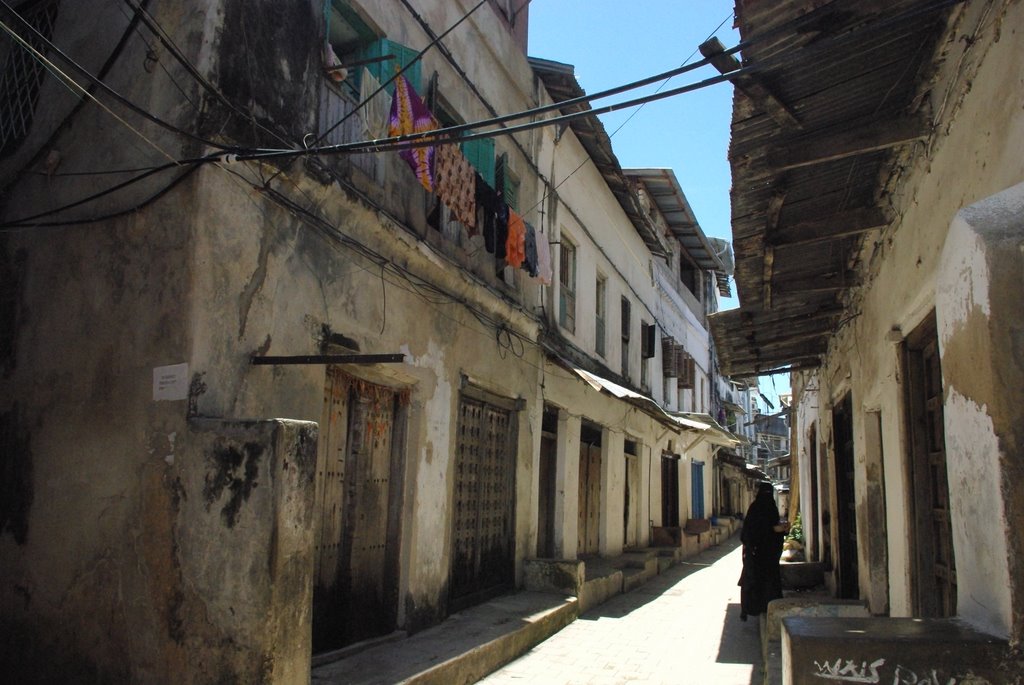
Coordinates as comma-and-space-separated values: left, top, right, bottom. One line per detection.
768, 207, 889, 247
744, 328, 833, 347
763, 245, 775, 310
699, 37, 801, 130
769, 117, 929, 172
725, 360, 823, 379
718, 304, 844, 326
251, 354, 406, 365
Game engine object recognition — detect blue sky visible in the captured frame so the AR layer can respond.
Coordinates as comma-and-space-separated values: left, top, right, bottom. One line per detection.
528, 1, 739, 293
527, 2, 790, 410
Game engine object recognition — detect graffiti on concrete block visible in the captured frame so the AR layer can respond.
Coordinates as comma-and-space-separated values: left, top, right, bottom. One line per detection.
812, 658, 971, 685
813, 657, 886, 683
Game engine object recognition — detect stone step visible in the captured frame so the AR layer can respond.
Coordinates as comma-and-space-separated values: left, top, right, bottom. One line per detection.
782, 617, 1009, 685
310, 593, 578, 685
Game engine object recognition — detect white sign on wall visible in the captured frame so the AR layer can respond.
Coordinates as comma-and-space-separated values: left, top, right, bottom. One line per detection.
153, 363, 189, 401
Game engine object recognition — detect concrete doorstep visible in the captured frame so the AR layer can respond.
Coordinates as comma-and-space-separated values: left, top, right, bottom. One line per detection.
311, 593, 577, 685
313, 523, 744, 684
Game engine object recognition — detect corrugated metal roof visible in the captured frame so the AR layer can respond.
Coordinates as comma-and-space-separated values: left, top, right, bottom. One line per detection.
624, 168, 726, 272
708, 0, 958, 377
529, 57, 668, 257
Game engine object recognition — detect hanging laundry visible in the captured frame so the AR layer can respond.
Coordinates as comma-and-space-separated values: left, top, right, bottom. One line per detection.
360, 68, 389, 140
535, 227, 553, 285
434, 144, 477, 231
388, 75, 437, 192
523, 221, 539, 277
505, 209, 526, 269
476, 173, 501, 253
495, 202, 509, 260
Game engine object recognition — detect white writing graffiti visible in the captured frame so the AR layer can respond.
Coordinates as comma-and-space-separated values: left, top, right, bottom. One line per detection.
892, 664, 958, 685
811, 659, 964, 685
813, 658, 887, 683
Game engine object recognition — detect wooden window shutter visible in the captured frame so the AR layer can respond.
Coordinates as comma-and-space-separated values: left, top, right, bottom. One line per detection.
641, 323, 656, 359
361, 38, 422, 92
677, 349, 695, 389
662, 338, 679, 377
461, 136, 496, 188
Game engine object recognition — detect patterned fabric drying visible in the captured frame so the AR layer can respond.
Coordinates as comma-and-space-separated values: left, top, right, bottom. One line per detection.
505, 209, 526, 269
523, 221, 539, 277
434, 144, 477, 231
360, 68, 389, 140
388, 75, 437, 192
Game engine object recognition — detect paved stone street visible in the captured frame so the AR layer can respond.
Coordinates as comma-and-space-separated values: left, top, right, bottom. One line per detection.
477, 536, 761, 685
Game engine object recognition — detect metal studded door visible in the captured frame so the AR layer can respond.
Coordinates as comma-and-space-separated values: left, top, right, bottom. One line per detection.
312, 367, 349, 652
450, 394, 517, 612
312, 369, 402, 652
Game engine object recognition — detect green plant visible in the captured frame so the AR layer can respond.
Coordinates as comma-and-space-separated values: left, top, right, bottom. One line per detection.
786, 511, 803, 543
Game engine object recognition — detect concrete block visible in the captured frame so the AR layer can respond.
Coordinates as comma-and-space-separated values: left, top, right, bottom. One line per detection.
782, 617, 1007, 685
766, 598, 868, 642
680, 534, 701, 559
622, 567, 649, 593
578, 571, 623, 613
651, 526, 682, 546
779, 562, 825, 590
523, 559, 584, 596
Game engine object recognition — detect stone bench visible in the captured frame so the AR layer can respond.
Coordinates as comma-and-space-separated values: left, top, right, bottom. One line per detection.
779, 561, 824, 590
782, 616, 1008, 685
761, 598, 869, 685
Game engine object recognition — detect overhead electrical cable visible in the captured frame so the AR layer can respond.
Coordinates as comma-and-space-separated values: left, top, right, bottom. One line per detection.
1, 0, 960, 229
316, 0, 490, 145
120, 0, 294, 151
234, 0, 964, 163
0, 2, 242, 153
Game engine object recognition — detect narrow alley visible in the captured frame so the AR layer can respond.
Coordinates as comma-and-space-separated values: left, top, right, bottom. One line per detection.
477, 536, 761, 685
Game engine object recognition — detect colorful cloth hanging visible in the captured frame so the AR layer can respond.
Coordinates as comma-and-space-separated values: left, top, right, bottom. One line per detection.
434, 144, 477, 231
523, 221, 539, 277
360, 68, 389, 140
506, 209, 526, 268
388, 75, 436, 192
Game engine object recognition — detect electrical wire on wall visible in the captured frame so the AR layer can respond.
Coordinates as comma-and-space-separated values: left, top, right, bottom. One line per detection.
0, 0, 963, 377
1, 0, 960, 230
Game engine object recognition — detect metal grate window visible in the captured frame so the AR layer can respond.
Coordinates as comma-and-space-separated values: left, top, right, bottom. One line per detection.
0, 0, 60, 158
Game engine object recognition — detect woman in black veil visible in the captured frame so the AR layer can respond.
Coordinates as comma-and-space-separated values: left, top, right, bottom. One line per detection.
739, 481, 789, 620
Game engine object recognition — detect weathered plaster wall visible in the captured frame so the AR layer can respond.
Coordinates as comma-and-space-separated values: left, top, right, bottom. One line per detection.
0, 170, 198, 680
937, 182, 1024, 640
184, 155, 545, 631
791, 0, 1024, 633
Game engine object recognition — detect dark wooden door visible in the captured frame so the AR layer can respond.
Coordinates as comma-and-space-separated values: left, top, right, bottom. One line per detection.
905, 316, 956, 617
312, 370, 401, 652
577, 441, 601, 555
661, 454, 680, 527
808, 424, 820, 562
450, 396, 517, 612
832, 393, 859, 599
537, 429, 557, 558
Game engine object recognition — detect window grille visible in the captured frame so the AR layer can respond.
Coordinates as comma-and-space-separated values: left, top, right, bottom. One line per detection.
0, 0, 60, 158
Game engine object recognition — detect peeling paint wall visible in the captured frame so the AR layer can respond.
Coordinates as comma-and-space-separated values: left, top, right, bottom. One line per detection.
937, 181, 1024, 641
792, 0, 1024, 639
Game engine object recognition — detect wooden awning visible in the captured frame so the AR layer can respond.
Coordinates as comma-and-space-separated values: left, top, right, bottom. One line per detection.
708, 0, 958, 377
